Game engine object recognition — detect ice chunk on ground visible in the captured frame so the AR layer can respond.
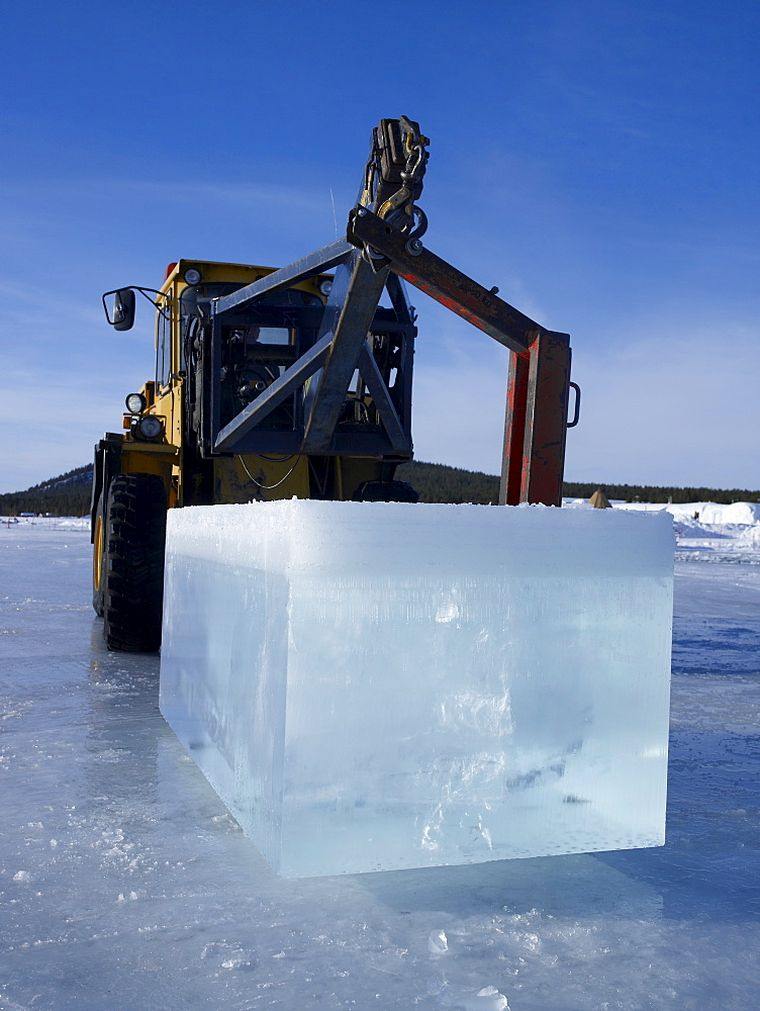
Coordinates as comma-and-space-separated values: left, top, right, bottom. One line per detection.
428, 928, 448, 954
469, 986, 510, 1010
159, 500, 674, 877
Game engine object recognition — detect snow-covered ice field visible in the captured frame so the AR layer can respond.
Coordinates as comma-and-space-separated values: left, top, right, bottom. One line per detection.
1, 512, 759, 1009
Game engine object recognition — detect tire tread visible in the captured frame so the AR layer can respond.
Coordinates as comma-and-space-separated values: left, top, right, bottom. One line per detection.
103, 474, 167, 653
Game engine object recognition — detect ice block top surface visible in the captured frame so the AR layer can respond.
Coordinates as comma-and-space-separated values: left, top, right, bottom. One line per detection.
167, 500, 675, 578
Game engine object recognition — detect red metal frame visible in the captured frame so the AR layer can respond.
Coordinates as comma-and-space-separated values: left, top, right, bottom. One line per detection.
500, 332, 571, 506
348, 209, 574, 508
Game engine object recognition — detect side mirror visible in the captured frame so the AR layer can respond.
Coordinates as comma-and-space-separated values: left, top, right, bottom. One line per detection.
102, 288, 136, 331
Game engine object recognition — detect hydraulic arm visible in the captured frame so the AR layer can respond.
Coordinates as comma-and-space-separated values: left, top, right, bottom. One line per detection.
210, 116, 578, 505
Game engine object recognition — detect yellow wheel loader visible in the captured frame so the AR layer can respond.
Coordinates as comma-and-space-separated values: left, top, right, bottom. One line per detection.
92, 117, 579, 652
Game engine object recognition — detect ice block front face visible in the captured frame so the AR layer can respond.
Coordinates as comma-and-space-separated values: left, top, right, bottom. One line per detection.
159, 502, 674, 877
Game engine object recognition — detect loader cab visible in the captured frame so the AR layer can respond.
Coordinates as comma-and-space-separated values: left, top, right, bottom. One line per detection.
155, 296, 173, 390
142, 260, 330, 452
100, 255, 418, 513
171, 262, 417, 463
184, 282, 325, 435
164, 262, 330, 453
103, 260, 415, 462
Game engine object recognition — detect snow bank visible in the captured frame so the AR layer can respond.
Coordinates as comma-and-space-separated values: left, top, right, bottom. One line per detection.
614, 500, 760, 526
563, 498, 760, 561
737, 524, 760, 550
0, 515, 88, 530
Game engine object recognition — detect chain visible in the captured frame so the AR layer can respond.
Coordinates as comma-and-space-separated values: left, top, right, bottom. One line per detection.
378, 116, 430, 239
361, 116, 429, 241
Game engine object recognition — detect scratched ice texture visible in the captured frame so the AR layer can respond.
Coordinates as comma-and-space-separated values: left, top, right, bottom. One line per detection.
158, 501, 674, 877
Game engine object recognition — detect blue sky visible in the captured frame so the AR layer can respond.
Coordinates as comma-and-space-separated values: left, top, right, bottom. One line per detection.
1, 0, 758, 492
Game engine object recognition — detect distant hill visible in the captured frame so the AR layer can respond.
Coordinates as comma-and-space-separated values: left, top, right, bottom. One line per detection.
396, 462, 760, 507
2, 460, 758, 516
561, 480, 760, 506
0, 465, 93, 517
396, 461, 499, 503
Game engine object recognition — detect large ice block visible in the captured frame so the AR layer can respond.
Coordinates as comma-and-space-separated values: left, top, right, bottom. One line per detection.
159, 501, 674, 877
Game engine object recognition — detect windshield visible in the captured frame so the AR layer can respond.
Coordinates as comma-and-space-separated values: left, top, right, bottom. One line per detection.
180, 282, 321, 318
180, 283, 324, 433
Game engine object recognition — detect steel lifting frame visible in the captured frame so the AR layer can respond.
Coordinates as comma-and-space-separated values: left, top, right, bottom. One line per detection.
346, 209, 579, 507
210, 125, 577, 506
209, 240, 416, 460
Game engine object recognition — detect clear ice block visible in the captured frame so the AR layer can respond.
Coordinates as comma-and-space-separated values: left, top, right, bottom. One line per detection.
159, 501, 674, 877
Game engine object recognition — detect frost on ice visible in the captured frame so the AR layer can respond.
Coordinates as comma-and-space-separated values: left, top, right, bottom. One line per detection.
159, 500, 674, 877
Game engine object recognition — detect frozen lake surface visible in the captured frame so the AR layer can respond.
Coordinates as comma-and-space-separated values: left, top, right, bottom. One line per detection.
1, 525, 759, 1009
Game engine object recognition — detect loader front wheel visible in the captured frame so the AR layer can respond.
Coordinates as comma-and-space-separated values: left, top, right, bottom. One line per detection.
353, 479, 419, 504
103, 474, 167, 653
92, 493, 106, 617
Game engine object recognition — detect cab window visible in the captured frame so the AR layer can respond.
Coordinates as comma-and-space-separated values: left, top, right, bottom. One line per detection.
156, 304, 172, 388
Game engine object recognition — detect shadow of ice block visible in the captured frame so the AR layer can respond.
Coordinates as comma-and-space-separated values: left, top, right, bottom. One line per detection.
159, 500, 674, 877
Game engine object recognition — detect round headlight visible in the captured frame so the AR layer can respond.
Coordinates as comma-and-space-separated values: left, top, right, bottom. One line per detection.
183, 267, 202, 285
136, 416, 164, 440
125, 392, 146, 415
319, 278, 333, 296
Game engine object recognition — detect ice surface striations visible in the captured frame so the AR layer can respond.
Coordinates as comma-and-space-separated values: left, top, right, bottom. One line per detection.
159, 501, 674, 877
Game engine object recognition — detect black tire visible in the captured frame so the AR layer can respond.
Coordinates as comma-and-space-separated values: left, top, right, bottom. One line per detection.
353, 479, 419, 503
92, 492, 106, 617
103, 474, 167, 653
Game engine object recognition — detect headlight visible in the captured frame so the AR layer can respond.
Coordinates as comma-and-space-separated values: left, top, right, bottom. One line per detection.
319, 279, 333, 296
184, 267, 202, 285
125, 392, 146, 415
135, 416, 164, 440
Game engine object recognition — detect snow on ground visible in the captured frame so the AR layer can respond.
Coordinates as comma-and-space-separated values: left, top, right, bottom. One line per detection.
617, 499, 760, 526
564, 499, 760, 564
1, 516, 89, 531
1, 514, 759, 1008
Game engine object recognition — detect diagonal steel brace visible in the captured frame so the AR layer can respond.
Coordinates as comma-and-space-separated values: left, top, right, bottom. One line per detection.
301, 249, 389, 454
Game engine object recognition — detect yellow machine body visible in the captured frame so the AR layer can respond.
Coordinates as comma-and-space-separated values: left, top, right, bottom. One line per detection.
114, 259, 381, 508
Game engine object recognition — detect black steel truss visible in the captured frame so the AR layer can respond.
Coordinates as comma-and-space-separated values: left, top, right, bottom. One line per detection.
209, 244, 416, 459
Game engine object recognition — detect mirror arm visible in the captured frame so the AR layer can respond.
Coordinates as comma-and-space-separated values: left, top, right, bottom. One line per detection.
101, 286, 173, 327
134, 287, 172, 320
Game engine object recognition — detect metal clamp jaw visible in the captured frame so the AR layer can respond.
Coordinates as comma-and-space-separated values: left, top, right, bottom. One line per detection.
360, 116, 430, 248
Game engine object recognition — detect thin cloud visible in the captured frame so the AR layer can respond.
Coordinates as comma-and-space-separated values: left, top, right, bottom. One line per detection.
413, 319, 760, 489
1, 175, 331, 216
122, 178, 330, 214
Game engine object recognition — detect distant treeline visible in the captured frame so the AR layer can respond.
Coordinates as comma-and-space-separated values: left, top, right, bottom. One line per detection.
398, 461, 760, 506
562, 481, 760, 505
1, 460, 758, 516
0, 464, 93, 518
396, 461, 499, 504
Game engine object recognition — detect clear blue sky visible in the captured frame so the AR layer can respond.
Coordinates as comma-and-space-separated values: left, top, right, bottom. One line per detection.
1, 0, 758, 492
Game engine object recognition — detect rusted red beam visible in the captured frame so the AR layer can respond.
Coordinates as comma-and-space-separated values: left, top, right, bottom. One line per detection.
500, 351, 530, 505
499, 332, 571, 506
348, 208, 540, 355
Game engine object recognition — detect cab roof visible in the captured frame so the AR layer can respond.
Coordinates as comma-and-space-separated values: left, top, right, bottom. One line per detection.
161, 258, 328, 300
